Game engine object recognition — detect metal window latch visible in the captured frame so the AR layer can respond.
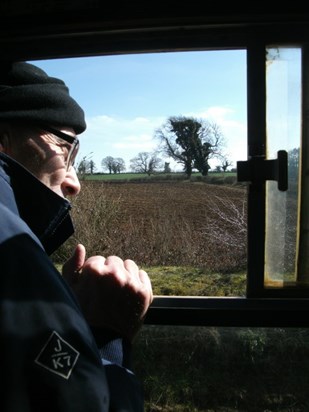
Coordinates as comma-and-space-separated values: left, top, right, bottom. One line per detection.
237, 150, 288, 191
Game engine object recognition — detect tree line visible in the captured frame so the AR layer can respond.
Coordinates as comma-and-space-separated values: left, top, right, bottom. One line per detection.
78, 116, 235, 178
77, 115, 301, 179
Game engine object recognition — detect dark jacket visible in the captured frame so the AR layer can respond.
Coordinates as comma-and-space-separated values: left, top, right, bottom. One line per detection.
0, 152, 143, 412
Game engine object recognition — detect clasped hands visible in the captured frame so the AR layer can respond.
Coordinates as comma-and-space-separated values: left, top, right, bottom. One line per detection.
62, 244, 153, 342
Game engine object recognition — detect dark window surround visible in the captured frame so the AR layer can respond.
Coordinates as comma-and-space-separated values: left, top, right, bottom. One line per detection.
1, 9, 309, 327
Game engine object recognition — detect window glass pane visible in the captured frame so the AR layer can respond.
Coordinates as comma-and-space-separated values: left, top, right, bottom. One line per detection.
265, 47, 301, 287
33, 51, 247, 296
134, 325, 309, 411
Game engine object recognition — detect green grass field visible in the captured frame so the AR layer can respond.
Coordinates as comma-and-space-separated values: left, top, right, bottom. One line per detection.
81, 171, 237, 182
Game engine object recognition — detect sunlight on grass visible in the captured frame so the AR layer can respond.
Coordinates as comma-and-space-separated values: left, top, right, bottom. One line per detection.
145, 266, 246, 297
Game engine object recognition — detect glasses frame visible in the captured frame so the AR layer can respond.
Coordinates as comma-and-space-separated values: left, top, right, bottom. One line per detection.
39, 124, 80, 171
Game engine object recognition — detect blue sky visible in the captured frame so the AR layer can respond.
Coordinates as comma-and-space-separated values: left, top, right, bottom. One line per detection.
32, 50, 247, 172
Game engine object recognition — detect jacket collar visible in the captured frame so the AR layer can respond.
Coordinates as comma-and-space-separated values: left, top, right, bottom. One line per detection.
0, 153, 74, 255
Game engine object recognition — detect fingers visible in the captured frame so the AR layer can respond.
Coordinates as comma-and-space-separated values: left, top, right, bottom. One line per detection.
82, 255, 106, 275
74, 244, 87, 272
80, 255, 151, 294
114, 258, 153, 302
65, 251, 153, 340
62, 243, 86, 282
66, 251, 152, 297
139, 269, 153, 304
123, 259, 153, 314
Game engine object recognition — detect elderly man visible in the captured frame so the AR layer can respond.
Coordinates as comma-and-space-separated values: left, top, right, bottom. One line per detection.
0, 61, 153, 411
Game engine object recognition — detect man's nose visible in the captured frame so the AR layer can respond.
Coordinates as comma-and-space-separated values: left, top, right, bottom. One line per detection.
61, 166, 81, 197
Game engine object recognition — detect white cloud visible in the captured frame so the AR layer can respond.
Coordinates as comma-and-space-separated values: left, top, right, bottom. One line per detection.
114, 133, 154, 150
77, 114, 165, 170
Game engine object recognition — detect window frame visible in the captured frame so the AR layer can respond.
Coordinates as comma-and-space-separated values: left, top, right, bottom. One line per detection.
2, 8, 309, 327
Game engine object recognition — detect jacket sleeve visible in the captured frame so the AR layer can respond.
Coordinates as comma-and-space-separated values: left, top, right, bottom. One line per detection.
91, 327, 144, 411
0, 219, 144, 411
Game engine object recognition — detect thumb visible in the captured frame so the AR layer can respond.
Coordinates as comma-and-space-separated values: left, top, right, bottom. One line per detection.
62, 244, 86, 281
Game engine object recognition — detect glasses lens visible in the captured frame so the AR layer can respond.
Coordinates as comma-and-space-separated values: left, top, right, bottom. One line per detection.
39, 125, 80, 171
67, 139, 80, 170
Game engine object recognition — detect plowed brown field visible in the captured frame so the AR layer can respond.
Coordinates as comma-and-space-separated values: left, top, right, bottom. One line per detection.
67, 180, 247, 272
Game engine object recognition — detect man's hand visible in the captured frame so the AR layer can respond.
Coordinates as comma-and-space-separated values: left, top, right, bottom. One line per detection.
62, 244, 153, 342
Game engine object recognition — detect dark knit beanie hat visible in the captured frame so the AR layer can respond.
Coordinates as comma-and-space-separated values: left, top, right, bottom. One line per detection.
0, 61, 86, 134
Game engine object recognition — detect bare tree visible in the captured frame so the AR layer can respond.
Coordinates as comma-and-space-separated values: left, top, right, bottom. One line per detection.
221, 157, 233, 172
164, 162, 171, 173
112, 158, 126, 174
130, 151, 163, 175
77, 153, 94, 177
101, 156, 115, 174
205, 193, 247, 253
101, 156, 126, 174
89, 160, 96, 174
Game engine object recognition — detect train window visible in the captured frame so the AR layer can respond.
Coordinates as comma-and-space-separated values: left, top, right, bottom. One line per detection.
32, 50, 248, 298
28, 44, 309, 325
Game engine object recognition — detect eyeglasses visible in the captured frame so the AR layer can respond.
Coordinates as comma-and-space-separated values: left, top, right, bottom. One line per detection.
39, 124, 80, 171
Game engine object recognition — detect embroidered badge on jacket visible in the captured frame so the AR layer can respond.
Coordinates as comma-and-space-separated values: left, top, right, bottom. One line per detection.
35, 331, 80, 379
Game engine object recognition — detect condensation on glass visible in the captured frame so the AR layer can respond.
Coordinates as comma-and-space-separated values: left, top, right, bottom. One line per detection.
264, 47, 303, 288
